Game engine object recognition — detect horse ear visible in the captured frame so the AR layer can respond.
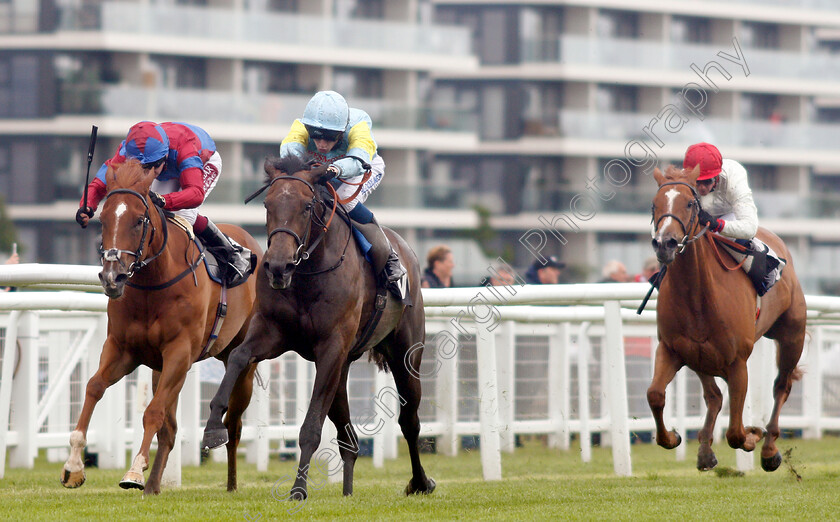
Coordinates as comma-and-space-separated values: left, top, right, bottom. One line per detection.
652, 167, 666, 186
686, 164, 701, 183
264, 157, 281, 179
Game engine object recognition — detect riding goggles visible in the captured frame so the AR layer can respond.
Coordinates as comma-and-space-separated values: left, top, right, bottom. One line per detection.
305, 125, 343, 142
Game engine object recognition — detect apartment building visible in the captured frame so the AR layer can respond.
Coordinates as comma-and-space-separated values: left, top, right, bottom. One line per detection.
2, 0, 840, 291
429, 0, 840, 291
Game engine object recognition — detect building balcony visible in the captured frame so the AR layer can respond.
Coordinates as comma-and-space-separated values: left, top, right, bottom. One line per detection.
520, 35, 840, 83
54, 84, 477, 136
45, 2, 473, 63
555, 109, 840, 152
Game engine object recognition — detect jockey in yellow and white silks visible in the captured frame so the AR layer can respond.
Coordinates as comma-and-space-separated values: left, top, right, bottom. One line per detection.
683, 142, 783, 295
279, 91, 405, 287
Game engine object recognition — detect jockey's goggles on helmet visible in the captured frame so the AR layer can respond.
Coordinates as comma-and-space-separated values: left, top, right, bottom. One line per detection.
305, 125, 343, 142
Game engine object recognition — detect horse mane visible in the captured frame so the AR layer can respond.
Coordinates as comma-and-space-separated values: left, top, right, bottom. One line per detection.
107, 159, 151, 191
264, 155, 312, 184
663, 164, 685, 181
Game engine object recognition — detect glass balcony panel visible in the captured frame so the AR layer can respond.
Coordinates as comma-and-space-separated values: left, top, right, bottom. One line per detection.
52, 2, 471, 57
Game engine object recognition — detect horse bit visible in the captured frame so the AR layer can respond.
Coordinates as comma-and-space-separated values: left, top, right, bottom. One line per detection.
98, 188, 167, 277
651, 181, 708, 254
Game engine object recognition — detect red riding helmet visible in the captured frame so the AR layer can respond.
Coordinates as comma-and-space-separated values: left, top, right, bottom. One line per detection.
683, 142, 722, 181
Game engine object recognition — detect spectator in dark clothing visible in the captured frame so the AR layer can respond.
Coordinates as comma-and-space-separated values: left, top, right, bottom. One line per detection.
421, 244, 455, 288
524, 255, 565, 284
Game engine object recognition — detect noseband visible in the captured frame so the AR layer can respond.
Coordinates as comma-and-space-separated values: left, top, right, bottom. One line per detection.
99, 188, 167, 277
652, 181, 708, 253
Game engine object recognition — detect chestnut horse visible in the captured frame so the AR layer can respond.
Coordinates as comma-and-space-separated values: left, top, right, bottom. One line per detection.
60, 159, 262, 494
201, 155, 435, 500
648, 164, 805, 471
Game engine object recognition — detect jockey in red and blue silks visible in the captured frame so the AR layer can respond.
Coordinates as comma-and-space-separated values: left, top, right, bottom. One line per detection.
280, 91, 405, 289
76, 121, 252, 284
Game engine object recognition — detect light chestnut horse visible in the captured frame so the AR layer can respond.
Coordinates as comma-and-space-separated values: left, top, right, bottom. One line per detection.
60, 159, 261, 494
648, 164, 805, 471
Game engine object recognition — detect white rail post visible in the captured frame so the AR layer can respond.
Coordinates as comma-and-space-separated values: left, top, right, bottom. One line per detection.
475, 316, 502, 480
10, 311, 38, 468
603, 301, 632, 477
46, 330, 69, 463
803, 326, 823, 439
372, 368, 387, 468
180, 364, 200, 467
548, 322, 570, 450
577, 322, 592, 463
160, 389, 183, 488
675, 367, 687, 462
435, 322, 459, 457
90, 313, 125, 469
248, 360, 271, 471
496, 320, 516, 453
0, 311, 21, 478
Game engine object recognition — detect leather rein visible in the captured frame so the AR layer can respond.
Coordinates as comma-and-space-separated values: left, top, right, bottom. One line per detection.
99, 188, 203, 290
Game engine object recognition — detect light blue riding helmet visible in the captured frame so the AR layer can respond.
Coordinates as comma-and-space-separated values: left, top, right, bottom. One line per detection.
300, 91, 350, 133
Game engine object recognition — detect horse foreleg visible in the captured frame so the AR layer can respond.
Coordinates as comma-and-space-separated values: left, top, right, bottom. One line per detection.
61, 338, 138, 488
291, 351, 345, 501
696, 374, 723, 471
724, 360, 764, 452
224, 362, 257, 492
647, 342, 683, 450
143, 366, 188, 495
386, 339, 436, 495
326, 365, 357, 496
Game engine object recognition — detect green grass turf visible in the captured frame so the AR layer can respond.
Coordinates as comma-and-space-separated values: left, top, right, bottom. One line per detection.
1, 436, 838, 521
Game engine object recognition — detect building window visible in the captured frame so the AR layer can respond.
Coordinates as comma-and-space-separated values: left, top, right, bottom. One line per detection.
742, 22, 779, 49
333, 68, 382, 99
597, 9, 638, 38
671, 16, 711, 44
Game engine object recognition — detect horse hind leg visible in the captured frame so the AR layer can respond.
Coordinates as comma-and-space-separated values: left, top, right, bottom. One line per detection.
696, 374, 723, 471
647, 342, 683, 450
223, 362, 257, 492
761, 335, 804, 472
382, 336, 435, 496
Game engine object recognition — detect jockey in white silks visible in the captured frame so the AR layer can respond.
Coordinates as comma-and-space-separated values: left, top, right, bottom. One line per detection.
683, 142, 783, 296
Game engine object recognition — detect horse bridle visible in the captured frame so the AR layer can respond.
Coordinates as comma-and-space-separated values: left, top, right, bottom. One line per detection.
98, 188, 168, 277
652, 181, 708, 254
263, 176, 333, 267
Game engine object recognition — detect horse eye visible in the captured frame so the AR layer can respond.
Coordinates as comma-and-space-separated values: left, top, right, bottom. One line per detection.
136, 217, 145, 226
305, 203, 313, 212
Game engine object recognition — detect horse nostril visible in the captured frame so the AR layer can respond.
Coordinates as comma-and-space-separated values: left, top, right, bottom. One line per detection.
666, 238, 678, 249
115, 273, 128, 285
263, 261, 271, 273
651, 238, 659, 249
283, 263, 296, 275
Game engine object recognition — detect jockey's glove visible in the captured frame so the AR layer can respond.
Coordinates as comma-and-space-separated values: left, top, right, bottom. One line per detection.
698, 209, 724, 233
325, 164, 341, 180
149, 191, 166, 209
75, 206, 93, 228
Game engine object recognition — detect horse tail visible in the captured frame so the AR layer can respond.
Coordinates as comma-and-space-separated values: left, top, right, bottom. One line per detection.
368, 349, 390, 373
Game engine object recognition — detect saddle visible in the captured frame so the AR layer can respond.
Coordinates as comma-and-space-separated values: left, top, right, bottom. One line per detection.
711, 234, 785, 296
167, 215, 255, 288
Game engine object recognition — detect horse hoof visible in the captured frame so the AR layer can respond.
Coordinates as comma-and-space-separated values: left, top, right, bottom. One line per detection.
201, 428, 229, 451
405, 476, 436, 495
761, 451, 782, 472
119, 472, 145, 490
60, 467, 86, 488
697, 454, 718, 471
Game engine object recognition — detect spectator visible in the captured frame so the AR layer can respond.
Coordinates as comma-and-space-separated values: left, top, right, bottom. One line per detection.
524, 256, 565, 285
3, 249, 18, 292
480, 263, 518, 287
599, 259, 629, 283
421, 244, 455, 288
633, 257, 659, 283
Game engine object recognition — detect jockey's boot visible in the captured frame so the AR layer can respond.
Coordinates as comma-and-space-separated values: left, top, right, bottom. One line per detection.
197, 220, 254, 286
352, 215, 405, 286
